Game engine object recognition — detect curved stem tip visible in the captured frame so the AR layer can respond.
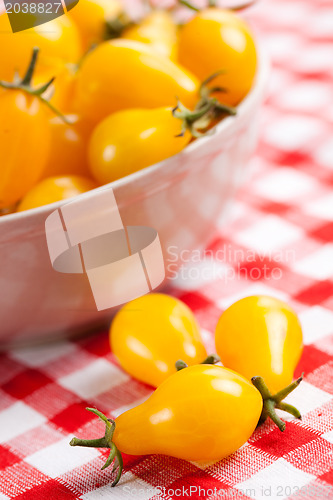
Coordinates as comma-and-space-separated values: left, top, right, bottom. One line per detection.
69, 407, 123, 486
252, 374, 303, 432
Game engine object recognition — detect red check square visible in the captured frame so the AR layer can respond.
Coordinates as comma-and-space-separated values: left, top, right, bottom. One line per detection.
2, 369, 52, 400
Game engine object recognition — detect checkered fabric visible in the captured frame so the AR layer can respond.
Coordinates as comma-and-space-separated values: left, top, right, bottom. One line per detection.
1, 0, 333, 498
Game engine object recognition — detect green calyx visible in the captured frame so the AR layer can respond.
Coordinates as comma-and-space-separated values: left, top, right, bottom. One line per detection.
173, 71, 236, 138
175, 353, 221, 371
198, 71, 237, 117
104, 11, 134, 39
172, 98, 218, 138
179, 0, 256, 12
251, 374, 303, 432
69, 408, 123, 486
0, 47, 69, 124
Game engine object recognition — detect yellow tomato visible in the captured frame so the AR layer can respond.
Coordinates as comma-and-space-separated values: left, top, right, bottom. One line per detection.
0, 90, 50, 209
75, 39, 199, 124
41, 115, 92, 179
89, 107, 191, 184
71, 365, 263, 485
122, 10, 178, 60
68, 0, 122, 51
113, 365, 262, 460
110, 294, 207, 387
0, 14, 82, 82
215, 296, 303, 393
178, 8, 257, 106
48, 64, 78, 114
17, 175, 98, 211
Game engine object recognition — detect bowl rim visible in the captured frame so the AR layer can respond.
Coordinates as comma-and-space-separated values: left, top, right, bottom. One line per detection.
2, 43, 269, 223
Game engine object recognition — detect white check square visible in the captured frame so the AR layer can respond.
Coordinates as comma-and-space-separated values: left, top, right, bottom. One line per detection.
25, 436, 99, 478
253, 168, 314, 202
305, 194, 333, 221
299, 306, 333, 345
0, 402, 46, 444
293, 244, 333, 280
217, 284, 290, 310
234, 216, 303, 253
10, 342, 76, 368
322, 429, 333, 444
236, 458, 315, 500
58, 359, 129, 399
283, 381, 332, 415
82, 473, 160, 499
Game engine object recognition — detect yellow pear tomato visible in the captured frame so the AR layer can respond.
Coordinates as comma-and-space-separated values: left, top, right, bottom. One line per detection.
215, 295, 303, 394
48, 64, 78, 114
17, 175, 98, 211
88, 107, 191, 184
178, 8, 256, 106
110, 294, 208, 387
0, 13, 82, 82
41, 115, 93, 179
68, 0, 123, 51
0, 90, 50, 209
75, 39, 199, 124
122, 10, 178, 60
71, 366, 263, 484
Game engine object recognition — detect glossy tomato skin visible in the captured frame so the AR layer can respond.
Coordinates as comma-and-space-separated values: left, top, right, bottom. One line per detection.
89, 107, 191, 184
122, 10, 178, 60
0, 14, 82, 82
17, 175, 98, 211
110, 294, 207, 387
75, 39, 199, 124
41, 115, 93, 179
178, 8, 256, 106
215, 296, 303, 394
113, 365, 263, 461
68, 0, 122, 51
0, 90, 50, 209
48, 64, 78, 114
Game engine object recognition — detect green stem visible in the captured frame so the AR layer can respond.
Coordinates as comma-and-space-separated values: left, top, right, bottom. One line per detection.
179, 0, 199, 11
0, 48, 69, 124
276, 402, 301, 420
179, 0, 255, 12
272, 374, 303, 403
201, 354, 221, 365
104, 12, 133, 39
69, 408, 123, 486
21, 47, 38, 86
70, 437, 108, 448
264, 398, 286, 432
175, 354, 220, 371
101, 444, 116, 470
251, 375, 303, 432
231, 0, 257, 11
175, 360, 188, 371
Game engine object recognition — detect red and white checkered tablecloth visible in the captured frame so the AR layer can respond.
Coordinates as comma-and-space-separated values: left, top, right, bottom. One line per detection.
1, 0, 333, 498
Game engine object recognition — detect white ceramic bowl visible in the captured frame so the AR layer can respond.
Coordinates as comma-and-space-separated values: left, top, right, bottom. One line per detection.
0, 47, 269, 347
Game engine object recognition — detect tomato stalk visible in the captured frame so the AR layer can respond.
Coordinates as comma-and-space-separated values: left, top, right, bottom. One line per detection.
179, 0, 256, 12
173, 98, 217, 137
251, 374, 303, 432
173, 82, 236, 138
198, 71, 237, 115
174, 72, 237, 137
104, 12, 134, 39
70, 408, 123, 486
175, 353, 220, 371
0, 48, 70, 124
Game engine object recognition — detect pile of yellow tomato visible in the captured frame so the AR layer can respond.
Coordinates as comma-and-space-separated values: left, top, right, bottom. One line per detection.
0, 0, 257, 214
71, 293, 304, 486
